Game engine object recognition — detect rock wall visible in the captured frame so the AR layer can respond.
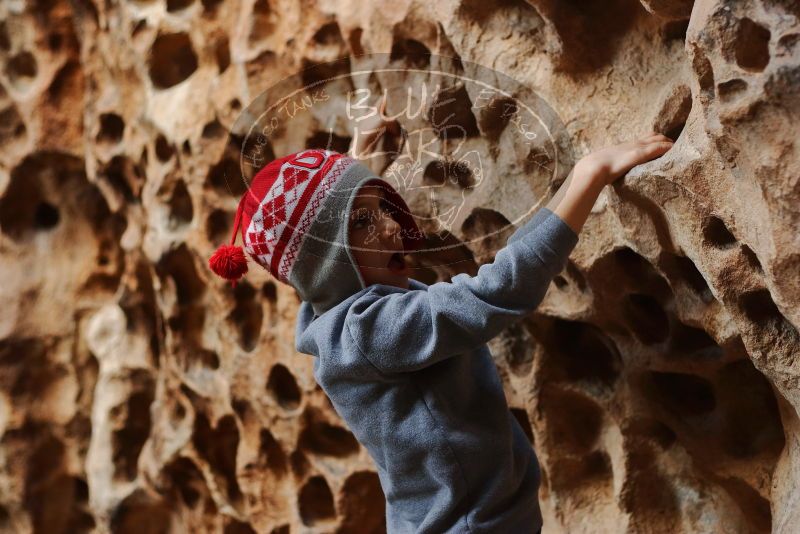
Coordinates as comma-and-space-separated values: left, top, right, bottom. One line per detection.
0, 0, 798, 532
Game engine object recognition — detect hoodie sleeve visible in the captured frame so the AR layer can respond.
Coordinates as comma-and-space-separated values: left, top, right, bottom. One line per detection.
344, 207, 579, 374
506, 206, 556, 246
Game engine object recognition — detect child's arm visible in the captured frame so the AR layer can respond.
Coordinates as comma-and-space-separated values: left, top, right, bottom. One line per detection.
553, 133, 674, 235
506, 167, 575, 246
346, 133, 674, 375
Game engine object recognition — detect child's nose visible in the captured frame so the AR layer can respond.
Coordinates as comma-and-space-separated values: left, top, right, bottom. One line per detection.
380, 214, 402, 244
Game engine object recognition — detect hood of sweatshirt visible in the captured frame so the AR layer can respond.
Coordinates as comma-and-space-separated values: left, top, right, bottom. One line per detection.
287, 157, 425, 318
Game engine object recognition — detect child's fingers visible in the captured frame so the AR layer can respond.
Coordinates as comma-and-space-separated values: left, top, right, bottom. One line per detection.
614, 141, 672, 173
644, 133, 672, 143
636, 140, 673, 161
637, 133, 671, 145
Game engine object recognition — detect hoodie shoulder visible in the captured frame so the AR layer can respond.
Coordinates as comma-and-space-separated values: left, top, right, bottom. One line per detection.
294, 286, 377, 356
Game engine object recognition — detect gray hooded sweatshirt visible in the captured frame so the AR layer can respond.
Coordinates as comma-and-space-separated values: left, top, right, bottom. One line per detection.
293, 159, 579, 533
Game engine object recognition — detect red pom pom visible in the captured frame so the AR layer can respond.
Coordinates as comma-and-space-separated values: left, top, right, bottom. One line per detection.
208, 244, 248, 287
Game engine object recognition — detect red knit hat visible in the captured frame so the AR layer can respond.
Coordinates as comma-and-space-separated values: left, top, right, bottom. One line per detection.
208, 149, 424, 293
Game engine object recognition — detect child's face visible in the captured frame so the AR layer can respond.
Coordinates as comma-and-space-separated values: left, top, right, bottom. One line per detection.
348, 185, 411, 289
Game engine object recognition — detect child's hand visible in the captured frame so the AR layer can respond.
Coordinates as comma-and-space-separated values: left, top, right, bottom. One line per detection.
575, 133, 675, 188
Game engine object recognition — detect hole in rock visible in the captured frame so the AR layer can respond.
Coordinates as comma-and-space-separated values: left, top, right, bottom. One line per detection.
692, 51, 716, 97
201, 118, 225, 139
33, 202, 60, 229
190, 348, 219, 370
338, 471, 386, 534
778, 33, 800, 55
717, 476, 772, 533
27, 474, 98, 534
462, 207, 512, 263
541, 387, 604, 454
202, 0, 223, 12
390, 37, 431, 68
167, 306, 206, 357
740, 244, 763, 272
312, 21, 343, 46
0, 105, 27, 142
267, 364, 302, 410
462, 207, 511, 239
734, 18, 771, 72
290, 450, 310, 478
427, 83, 480, 139
156, 244, 205, 304
717, 359, 784, 459
549, 449, 613, 492
660, 19, 689, 44
192, 413, 243, 505
298, 476, 336, 526
6, 51, 37, 88
519, 0, 641, 74
306, 130, 351, 154
25, 432, 65, 496
206, 209, 232, 244
155, 134, 175, 162
659, 252, 714, 303
215, 36, 230, 72
299, 418, 360, 457
620, 448, 680, 530
111, 370, 155, 482
0, 21, 10, 51
613, 247, 673, 299
231, 398, 252, 423
102, 155, 144, 203
249, 0, 276, 42
149, 33, 198, 89
549, 318, 621, 389
109, 490, 172, 534
131, 19, 147, 39
477, 96, 517, 143
97, 113, 125, 144
224, 519, 256, 534
717, 78, 748, 102
348, 28, 364, 55
166, 0, 193, 12
262, 281, 277, 302
668, 321, 722, 358
259, 429, 289, 477
300, 57, 351, 92
163, 457, 209, 509
654, 84, 691, 142
625, 417, 677, 449
229, 281, 263, 351
703, 215, 736, 248
622, 293, 670, 345
553, 275, 568, 289
168, 180, 194, 229
1, 153, 109, 241
644, 371, 716, 418
565, 260, 588, 291
208, 157, 248, 196
739, 288, 791, 329
423, 159, 475, 188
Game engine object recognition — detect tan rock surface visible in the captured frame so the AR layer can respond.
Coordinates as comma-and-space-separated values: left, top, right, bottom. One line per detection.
0, 0, 797, 532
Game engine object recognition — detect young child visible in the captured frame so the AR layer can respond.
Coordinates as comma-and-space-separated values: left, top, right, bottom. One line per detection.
209, 128, 674, 532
